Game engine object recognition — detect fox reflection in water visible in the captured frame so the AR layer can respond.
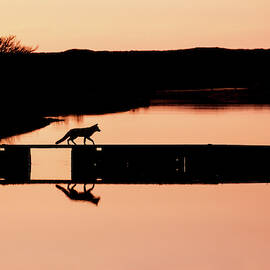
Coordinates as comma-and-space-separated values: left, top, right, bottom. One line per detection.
56, 183, 100, 205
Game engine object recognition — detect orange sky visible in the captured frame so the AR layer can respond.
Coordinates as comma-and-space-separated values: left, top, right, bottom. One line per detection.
1, 0, 270, 51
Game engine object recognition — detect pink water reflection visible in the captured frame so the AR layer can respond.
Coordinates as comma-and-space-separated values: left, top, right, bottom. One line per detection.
0, 184, 270, 269
4, 105, 270, 145
1, 106, 270, 269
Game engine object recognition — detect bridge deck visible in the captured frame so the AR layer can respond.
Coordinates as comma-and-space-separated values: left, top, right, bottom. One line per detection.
1, 144, 270, 184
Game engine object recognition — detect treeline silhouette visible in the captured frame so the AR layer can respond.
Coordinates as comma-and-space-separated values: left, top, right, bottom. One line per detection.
1, 47, 270, 138
1, 47, 270, 115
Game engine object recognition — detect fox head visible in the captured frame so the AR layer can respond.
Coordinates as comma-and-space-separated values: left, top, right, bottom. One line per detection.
94, 124, 101, 132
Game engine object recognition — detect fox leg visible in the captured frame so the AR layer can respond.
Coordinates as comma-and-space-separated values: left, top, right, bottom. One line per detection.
86, 137, 95, 145
68, 183, 76, 191
71, 139, 77, 145
67, 137, 76, 145
69, 184, 78, 196
68, 135, 77, 145
68, 138, 76, 145
84, 183, 95, 193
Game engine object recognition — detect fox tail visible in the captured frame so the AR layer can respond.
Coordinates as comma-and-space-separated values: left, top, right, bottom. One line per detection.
55, 131, 70, 144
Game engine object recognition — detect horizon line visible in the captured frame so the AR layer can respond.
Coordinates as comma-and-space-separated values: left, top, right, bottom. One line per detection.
36, 46, 270, 54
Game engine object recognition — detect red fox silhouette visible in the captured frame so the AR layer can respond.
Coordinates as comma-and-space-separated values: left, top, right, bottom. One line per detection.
55, 124, 101, 145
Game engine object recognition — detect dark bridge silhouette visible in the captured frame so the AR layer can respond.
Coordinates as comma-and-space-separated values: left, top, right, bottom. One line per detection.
1, 144, 270, 184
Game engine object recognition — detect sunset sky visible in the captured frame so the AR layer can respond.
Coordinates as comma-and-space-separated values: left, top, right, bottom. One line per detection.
1, 0, 270, 52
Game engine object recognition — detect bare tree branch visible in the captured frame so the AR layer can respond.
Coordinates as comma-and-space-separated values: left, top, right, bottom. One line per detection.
0, 35, 38, 54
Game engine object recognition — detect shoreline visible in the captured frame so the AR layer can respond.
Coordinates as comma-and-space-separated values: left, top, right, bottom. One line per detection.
0, 117, 62, 141
2, 88, 270, 140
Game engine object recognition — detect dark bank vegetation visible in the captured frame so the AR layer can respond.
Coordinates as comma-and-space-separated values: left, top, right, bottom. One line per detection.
1, 38, 270, 138
0, 117, 61, 140
2, 46, 270, 114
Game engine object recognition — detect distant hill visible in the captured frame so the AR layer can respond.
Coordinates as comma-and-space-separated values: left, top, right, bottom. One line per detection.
35, 46, 270, 90
1, 47, 270, 116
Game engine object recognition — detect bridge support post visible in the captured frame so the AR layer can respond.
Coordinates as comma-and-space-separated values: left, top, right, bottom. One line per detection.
0, 146, 31, 181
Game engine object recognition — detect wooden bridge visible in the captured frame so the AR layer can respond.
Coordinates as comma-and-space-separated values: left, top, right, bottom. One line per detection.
1, 144, 270, 184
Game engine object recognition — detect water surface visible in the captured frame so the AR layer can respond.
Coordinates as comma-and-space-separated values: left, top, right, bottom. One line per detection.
1, 183, 270, 270
4, 105, 270, 145
1, 105, 270, 269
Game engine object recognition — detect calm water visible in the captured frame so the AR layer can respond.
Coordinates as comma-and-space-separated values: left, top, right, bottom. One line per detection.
4, 104, 270, 179
1, 105, 270, 269
4, 104, 270, 145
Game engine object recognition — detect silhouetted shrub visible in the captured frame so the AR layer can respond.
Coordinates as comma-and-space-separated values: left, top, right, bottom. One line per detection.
0, 35, 38, 54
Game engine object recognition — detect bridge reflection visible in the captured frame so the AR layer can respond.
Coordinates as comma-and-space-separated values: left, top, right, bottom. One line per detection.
1, 144, 270, 184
